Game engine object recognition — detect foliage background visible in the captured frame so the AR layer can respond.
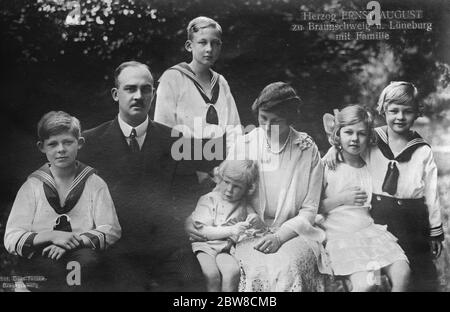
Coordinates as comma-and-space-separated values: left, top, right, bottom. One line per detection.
1, 0, 449, 291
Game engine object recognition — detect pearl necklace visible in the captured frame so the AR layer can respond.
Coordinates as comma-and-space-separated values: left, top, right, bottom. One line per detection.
265, 129, 292, 154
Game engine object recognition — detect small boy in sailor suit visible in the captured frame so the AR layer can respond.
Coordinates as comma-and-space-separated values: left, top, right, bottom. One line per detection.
4, 111, 121, 291
369, 82, 444, 291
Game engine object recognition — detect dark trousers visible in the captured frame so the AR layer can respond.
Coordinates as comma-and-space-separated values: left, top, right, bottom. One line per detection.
16, 248, 103, 292
371, 195, 438, 291
102, 173, 213, 292
101, 244, 205, 292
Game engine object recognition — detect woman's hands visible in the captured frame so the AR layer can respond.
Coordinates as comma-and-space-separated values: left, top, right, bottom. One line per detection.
254, 234, 282, 254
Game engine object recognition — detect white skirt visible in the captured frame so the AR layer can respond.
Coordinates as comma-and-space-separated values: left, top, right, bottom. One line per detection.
234, 234, 325, 292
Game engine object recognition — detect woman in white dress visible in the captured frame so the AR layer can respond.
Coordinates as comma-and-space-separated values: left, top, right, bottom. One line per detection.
225, 82, 328, 292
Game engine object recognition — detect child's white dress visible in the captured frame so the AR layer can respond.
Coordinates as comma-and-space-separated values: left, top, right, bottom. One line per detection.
321, 163, 408, 276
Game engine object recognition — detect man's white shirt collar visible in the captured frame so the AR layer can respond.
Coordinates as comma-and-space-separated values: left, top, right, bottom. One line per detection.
117, 114, 149, 138
118, 115, 148, 150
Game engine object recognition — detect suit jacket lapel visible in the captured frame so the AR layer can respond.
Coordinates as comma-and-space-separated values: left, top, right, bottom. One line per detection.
99, 117, 136, 180
101, 117, 130, 155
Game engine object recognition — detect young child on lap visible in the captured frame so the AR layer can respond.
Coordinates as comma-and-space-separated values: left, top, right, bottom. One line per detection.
190, 160, 263, 292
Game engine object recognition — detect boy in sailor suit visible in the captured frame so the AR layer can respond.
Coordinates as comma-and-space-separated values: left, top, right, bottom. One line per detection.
4, 111, 121, 291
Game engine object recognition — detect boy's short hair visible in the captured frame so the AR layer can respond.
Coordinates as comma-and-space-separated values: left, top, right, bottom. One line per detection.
217, 160, 258, 190
37, 111, 81, 141
376, 81, 422, 116
251, 82, 303, 124
113, 61, 152, 88
187, 16, 222, 40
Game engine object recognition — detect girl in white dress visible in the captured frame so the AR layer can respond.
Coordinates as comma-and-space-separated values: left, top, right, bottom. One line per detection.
320, 105, 410, 291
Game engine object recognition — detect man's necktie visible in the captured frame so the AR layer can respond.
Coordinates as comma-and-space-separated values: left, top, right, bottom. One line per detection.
129, 128, 140, 152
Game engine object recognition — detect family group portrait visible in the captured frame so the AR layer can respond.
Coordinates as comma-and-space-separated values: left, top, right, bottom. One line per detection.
1, 0, 449, 293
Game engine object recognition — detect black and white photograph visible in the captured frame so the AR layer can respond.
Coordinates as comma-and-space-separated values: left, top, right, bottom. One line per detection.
0, 0, 449, 298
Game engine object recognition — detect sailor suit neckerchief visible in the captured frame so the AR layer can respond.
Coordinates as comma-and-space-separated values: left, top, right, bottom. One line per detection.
374, 127, 429, 196
167, 62, 220, 105
29, 161, 96, 216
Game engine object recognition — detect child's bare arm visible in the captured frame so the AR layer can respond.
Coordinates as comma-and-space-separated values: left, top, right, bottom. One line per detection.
200, 222, 250, 240
321, 186, 368, 214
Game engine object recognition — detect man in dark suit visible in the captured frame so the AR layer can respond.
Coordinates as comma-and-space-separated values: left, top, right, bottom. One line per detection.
79, 61, 204, 291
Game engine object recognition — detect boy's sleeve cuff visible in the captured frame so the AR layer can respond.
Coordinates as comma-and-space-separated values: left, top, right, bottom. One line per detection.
15, 232, 38, 259
430, 224, 444, 241
80, 230, 106, 250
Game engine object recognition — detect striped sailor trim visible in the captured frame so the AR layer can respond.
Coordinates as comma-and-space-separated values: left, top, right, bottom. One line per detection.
169, 62, 220, 104
29, 162, 96, 214
375, 127, 388, 144
430, 224, 444, 237
375, 127, 427, 150
15, 232, 37, 258
81, 230, 106, 250
66, 166, 95, 195
374, 127, 429, 162
30, 170, 57, 192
